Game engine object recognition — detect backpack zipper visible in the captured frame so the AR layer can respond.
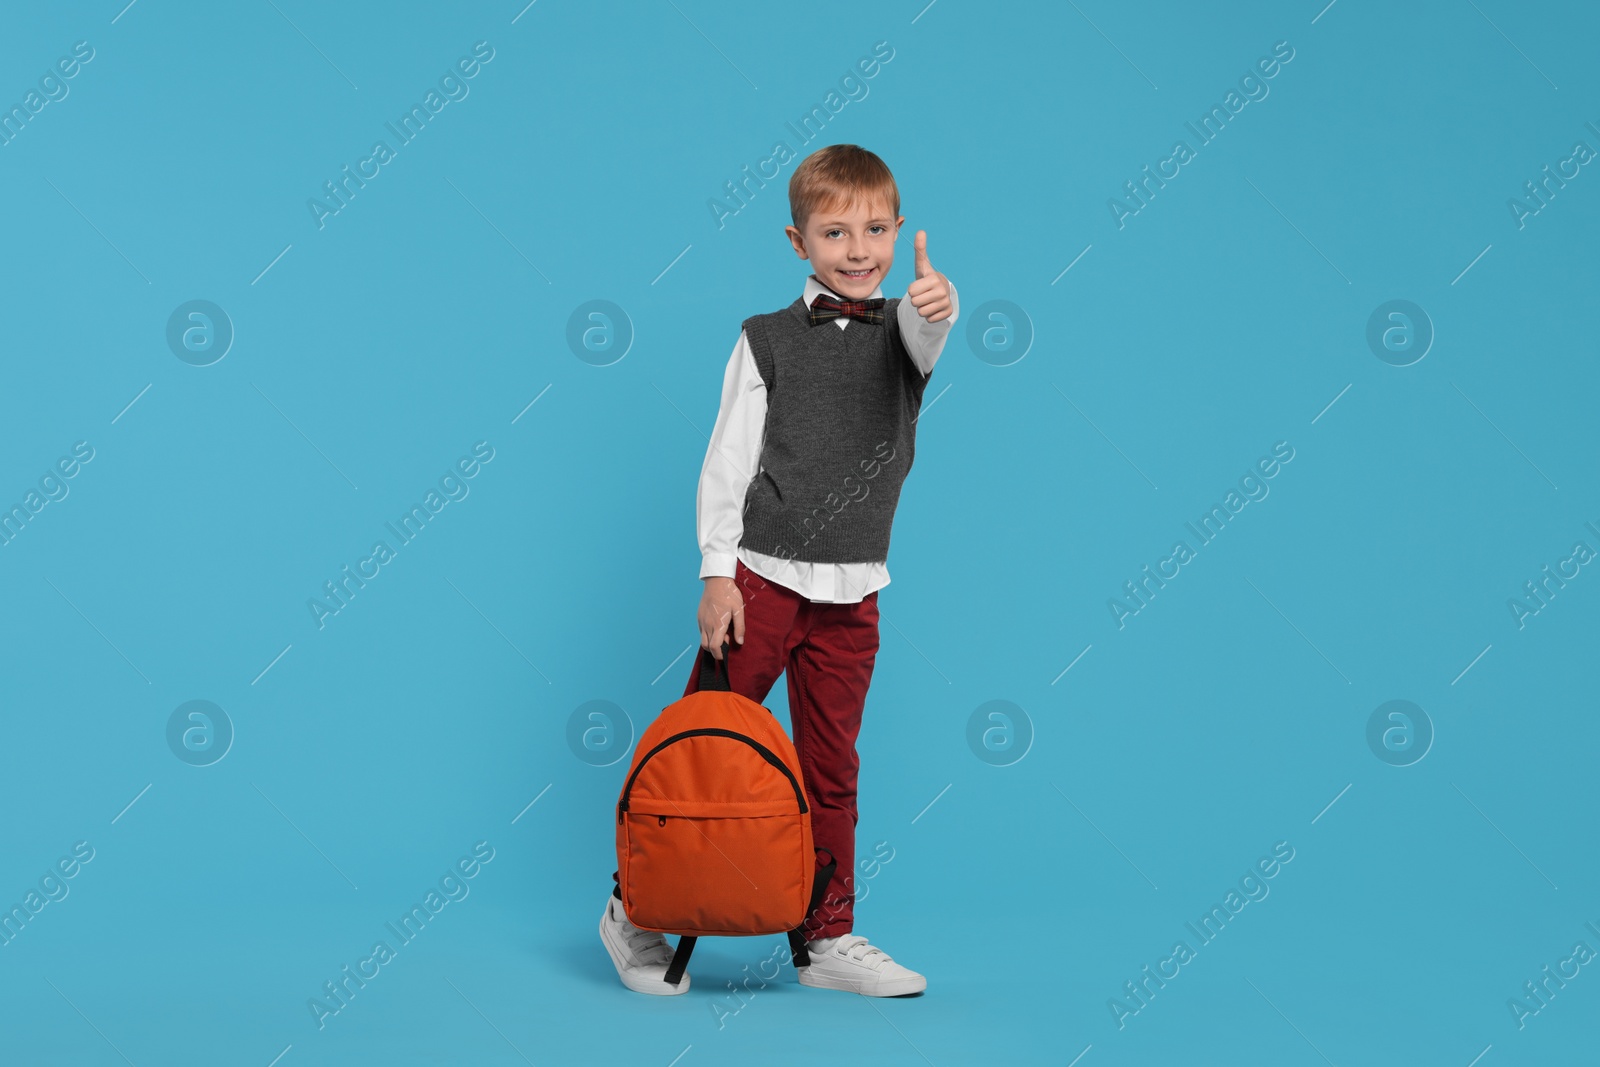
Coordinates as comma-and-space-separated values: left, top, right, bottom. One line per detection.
618, 728, 808, 822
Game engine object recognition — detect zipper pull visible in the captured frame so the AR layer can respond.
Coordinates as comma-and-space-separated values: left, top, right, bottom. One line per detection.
658, 815, 667, 827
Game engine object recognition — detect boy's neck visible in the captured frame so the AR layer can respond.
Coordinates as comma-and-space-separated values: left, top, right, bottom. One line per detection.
806, 272, 885, 302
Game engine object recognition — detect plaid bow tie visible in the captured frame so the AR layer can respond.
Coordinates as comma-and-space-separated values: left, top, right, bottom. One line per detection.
809, 292, 887, 326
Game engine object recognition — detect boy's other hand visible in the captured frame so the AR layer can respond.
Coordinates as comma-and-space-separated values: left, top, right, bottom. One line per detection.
907, 230, 952, 323
699, 576, 745, 660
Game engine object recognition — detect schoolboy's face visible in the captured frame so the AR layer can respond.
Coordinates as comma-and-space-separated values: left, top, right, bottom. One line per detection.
784, 197, 906, 301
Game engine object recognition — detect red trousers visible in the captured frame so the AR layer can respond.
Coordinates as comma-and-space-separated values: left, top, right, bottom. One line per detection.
614, 556, 880, 940
693, 557, 880, 938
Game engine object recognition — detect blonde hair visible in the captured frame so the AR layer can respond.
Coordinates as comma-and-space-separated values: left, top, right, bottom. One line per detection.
788, 144, 900, 233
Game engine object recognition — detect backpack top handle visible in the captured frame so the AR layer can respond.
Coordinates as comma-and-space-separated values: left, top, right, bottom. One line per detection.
695, 639, 732, 693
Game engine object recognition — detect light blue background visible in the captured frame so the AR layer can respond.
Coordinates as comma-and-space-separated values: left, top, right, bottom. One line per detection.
1, 1, 1596, 1064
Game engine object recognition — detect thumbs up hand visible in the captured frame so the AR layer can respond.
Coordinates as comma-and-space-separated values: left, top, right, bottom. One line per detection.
906, 230, 952, 323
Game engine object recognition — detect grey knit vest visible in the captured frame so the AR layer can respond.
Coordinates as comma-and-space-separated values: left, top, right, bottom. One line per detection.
738, 295, 931, 565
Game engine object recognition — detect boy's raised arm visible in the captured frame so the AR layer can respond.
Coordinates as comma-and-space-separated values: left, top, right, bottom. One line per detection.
896, 229, 959, 378
696, 329, 767, 581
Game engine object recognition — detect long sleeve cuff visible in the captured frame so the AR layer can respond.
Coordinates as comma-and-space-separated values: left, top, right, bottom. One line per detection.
898, 279, 960, 377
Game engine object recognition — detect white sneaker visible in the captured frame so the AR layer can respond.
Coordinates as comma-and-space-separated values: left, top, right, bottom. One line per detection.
798, 933, 926, 996
598, 896, 690, 995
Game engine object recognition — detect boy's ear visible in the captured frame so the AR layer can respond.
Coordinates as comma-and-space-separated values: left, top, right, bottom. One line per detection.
784, 224, 809, 260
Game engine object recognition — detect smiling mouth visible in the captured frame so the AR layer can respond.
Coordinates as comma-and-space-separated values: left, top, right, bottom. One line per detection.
838, 268, 874, 278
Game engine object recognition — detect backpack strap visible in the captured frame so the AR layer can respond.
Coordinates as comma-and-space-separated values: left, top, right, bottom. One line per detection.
786, 929, 811, 969
664, 935, 696, 987
788, 849, 838, 969
695, 640, 732, 692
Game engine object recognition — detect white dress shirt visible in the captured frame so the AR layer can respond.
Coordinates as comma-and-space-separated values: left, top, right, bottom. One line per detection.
696, 272, 960, 604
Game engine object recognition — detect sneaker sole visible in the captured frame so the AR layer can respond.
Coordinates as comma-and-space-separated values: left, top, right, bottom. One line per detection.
599, 906, 691, 996
797, 968, 926, 997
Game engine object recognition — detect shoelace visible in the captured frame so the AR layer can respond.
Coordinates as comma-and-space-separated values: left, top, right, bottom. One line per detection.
828, 934, 891, 969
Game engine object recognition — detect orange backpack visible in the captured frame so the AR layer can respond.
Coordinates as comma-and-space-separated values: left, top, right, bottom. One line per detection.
615, 640, 835, 988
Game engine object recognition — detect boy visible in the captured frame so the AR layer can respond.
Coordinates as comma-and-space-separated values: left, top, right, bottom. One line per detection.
600, 144, 958, 997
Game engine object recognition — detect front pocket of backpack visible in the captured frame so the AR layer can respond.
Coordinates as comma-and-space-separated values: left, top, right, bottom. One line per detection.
623, 809, 809, 935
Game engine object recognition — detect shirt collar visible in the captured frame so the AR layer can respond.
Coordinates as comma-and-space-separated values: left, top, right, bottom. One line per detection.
803, 272, 885, 308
